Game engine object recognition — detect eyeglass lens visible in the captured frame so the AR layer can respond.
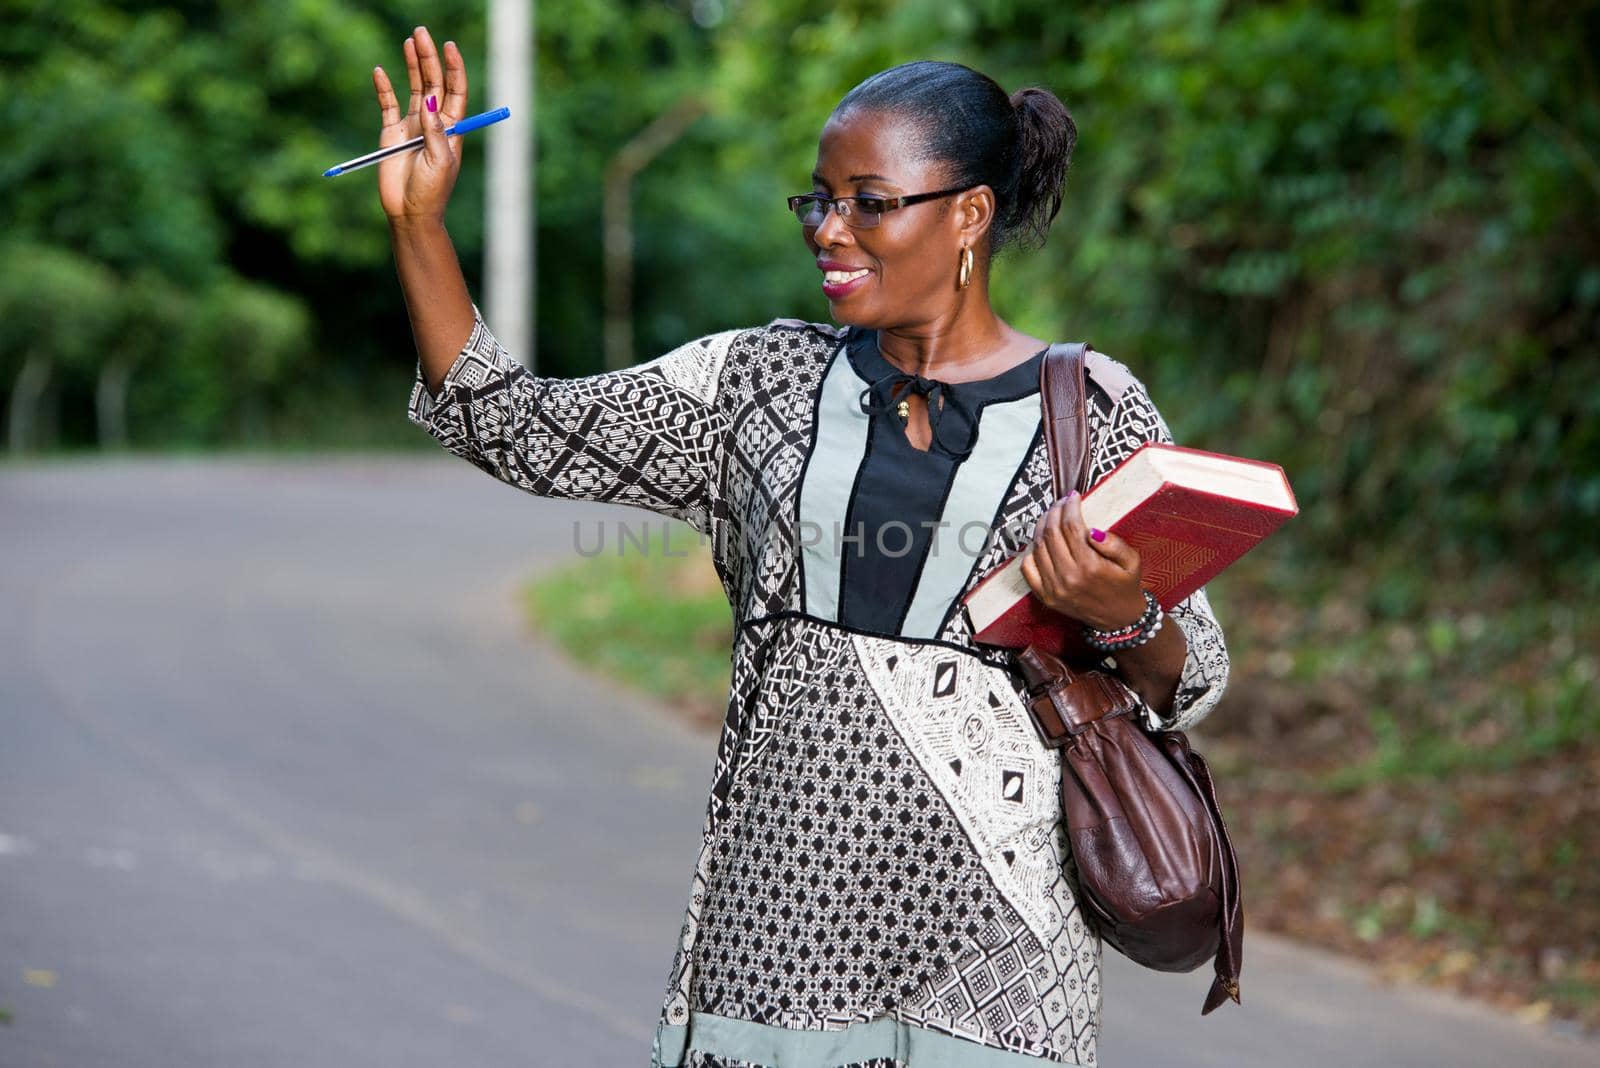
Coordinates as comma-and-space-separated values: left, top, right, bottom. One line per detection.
793, 196, 882, 229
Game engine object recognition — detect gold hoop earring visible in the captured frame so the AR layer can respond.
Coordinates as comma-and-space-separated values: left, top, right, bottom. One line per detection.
958, 246, 973, 290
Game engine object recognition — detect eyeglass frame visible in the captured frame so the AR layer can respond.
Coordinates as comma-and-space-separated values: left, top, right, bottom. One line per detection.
786, 186, 971, 229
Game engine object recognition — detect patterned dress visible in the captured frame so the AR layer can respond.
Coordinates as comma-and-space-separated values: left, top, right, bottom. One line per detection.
406, 307, 1231, 1067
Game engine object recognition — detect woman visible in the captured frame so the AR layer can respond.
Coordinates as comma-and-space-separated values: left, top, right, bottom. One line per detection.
379, 25, 1229, 1068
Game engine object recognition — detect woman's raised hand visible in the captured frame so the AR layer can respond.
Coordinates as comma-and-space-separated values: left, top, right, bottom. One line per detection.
372, 26, 468, 225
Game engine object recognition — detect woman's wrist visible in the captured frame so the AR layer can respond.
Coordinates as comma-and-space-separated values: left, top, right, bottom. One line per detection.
388, 215, 450, 243
388, 219, 475, 395
1082, 590, 1163, 652
1101, 618, 1187, 719
1081, 588, 1158, 639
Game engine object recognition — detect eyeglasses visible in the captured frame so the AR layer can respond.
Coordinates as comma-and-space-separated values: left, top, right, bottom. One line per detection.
786, 186, 968, 230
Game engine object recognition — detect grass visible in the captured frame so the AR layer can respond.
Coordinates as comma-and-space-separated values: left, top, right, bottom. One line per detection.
522, 521, 733, 727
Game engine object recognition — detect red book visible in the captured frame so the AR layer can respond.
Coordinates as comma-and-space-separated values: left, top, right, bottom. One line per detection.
962, 443, 1297, 657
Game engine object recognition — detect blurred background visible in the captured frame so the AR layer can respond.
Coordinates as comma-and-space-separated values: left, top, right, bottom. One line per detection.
2, 0, 1597, 1058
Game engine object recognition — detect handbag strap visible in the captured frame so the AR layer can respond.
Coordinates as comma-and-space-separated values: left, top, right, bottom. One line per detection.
1040, 342, 1092, 498
1026, 339, 1134, 789
1021, 339, 1138, 699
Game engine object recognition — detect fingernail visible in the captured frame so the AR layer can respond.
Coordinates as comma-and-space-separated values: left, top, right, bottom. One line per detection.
1090, 528, 1106, 542
426, 94, 437, 112
1067, 490, 1079, 500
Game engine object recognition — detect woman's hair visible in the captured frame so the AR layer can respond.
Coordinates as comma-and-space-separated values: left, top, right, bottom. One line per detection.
834, 60, 1077, 256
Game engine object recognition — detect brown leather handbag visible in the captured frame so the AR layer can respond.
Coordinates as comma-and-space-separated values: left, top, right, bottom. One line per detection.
1017, 342, 1243, 1015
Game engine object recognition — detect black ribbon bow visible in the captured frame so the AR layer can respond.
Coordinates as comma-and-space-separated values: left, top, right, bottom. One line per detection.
857, 368, 978, 462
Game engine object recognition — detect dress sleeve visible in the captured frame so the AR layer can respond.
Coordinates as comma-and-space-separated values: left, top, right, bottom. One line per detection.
406, 303, 737, 538
1088, 363, 1231, 733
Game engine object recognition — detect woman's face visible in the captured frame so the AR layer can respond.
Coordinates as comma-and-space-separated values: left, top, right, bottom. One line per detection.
803, 107, 979, 330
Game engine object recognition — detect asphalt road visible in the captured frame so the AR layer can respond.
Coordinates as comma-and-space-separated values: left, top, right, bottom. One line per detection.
1, 456, 1593, 1067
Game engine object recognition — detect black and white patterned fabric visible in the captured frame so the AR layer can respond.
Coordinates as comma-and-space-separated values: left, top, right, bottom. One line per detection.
407, 306, 1230, 1067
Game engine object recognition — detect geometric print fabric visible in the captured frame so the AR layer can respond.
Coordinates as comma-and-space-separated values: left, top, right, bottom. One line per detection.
691, 617, 1001, 1030
407, 308, 1231, 1066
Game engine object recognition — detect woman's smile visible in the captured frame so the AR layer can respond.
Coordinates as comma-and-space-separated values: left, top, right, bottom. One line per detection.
818, 258, 874, 299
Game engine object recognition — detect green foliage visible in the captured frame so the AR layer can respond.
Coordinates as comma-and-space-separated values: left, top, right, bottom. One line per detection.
1, 0, 1595, 596
145, 278, 313, 446
1063, 0, 1600, 589
0, 0, 485, 447
706, 0, 1599, 593
0, 242, 122, 375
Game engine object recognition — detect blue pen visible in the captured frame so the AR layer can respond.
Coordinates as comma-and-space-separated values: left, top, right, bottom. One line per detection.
322, 106, 510, 177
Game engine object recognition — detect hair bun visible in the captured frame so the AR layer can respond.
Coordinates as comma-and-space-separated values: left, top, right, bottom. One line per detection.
1007, 87, 1076, 251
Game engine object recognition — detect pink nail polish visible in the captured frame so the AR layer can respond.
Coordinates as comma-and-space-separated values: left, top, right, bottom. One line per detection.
1090, 528, 1106, 542
426, 94, 437, 112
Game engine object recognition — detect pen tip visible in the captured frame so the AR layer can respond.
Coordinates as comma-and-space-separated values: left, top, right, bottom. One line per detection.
322, 167, 341, 177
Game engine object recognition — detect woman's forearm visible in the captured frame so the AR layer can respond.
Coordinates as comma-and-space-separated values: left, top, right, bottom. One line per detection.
390, 218, 477, 398
1106, 616, 1187, 721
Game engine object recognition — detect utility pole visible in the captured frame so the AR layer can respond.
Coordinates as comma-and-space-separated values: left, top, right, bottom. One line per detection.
485, 0, 534, 370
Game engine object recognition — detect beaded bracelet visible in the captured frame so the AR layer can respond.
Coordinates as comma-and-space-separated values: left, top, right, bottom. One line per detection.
1082, 590, 1164, 652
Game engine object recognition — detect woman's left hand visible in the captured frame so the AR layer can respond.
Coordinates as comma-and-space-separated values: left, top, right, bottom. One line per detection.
1019, 492, 1148, 631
